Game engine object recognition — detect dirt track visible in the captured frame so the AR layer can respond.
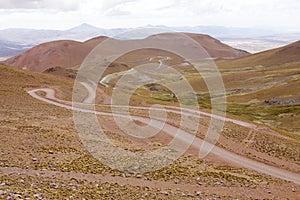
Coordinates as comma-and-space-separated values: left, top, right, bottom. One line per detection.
26, 86, 300, 185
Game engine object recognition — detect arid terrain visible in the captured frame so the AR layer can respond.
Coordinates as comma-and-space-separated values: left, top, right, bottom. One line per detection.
0, 31, 299, 200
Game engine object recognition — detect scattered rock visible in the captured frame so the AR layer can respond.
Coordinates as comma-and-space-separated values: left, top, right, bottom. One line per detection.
6, 196, 13, 200
264, 97, 296, 106
0, 190, 7, 195
214, 181, 221, 185
13, 194, 22, 198
292, 186, 296, 192
196, 191, 202, 196
197, 182, 203, 185
33, 193, 42, 198
50, 182, 58, 188
160, 191, 169, 195
135, 174, 142, 178
187, 193, 194, 197
142, 192, 148, 197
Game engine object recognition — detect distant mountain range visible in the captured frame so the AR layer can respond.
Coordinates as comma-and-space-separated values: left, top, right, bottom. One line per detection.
0, 40, 32, 60
0, 23, 128, 44
0, 23, 299, 58
0, 23, 127, 59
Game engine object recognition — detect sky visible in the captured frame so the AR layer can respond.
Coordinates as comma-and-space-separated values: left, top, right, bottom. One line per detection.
0, 0, 299, 31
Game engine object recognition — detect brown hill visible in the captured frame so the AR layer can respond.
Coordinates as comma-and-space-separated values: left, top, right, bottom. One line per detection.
184, 33, 249, 58
145, 32, 249, 59
217, 40, 300, 68
3, 33, 249, 72
4, 37, 108, 72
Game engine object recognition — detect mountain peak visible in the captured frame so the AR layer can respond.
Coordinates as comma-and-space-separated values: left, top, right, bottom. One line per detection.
68, 23, 100, 32
79, 23, 95, 28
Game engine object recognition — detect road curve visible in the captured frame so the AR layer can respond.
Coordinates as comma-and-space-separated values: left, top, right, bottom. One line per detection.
28, 87, 300, 185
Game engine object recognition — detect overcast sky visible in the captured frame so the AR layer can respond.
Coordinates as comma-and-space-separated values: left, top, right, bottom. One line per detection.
0, 0, 299, 31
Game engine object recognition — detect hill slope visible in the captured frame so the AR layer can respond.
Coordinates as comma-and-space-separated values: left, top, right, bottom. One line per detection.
3, 33, 249, 72
4, 37, 108, 72
213, 40, 300, 133
184, 33, 249, 58
217, 40, 300, 67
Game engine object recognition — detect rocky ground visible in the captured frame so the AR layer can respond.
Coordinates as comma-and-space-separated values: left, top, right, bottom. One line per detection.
0, 65, 299, 199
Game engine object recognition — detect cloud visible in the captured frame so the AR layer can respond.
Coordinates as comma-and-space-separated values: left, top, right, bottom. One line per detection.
99, 0, 136, 16
99, 0, 137, 10
0, 0, 83, 11
105, 8, 131, 16
0, 0, 299, 31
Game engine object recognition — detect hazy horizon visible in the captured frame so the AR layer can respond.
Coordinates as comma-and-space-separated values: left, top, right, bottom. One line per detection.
0, 22, 294, 34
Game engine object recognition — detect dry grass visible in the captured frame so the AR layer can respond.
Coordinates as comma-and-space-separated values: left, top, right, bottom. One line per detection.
0, 64, 298, 199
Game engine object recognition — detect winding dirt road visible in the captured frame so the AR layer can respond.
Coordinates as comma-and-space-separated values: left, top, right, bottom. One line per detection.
27, 84, 300, 185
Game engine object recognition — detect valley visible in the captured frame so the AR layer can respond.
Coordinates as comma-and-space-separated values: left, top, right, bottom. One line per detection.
0, 31, 299, 199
